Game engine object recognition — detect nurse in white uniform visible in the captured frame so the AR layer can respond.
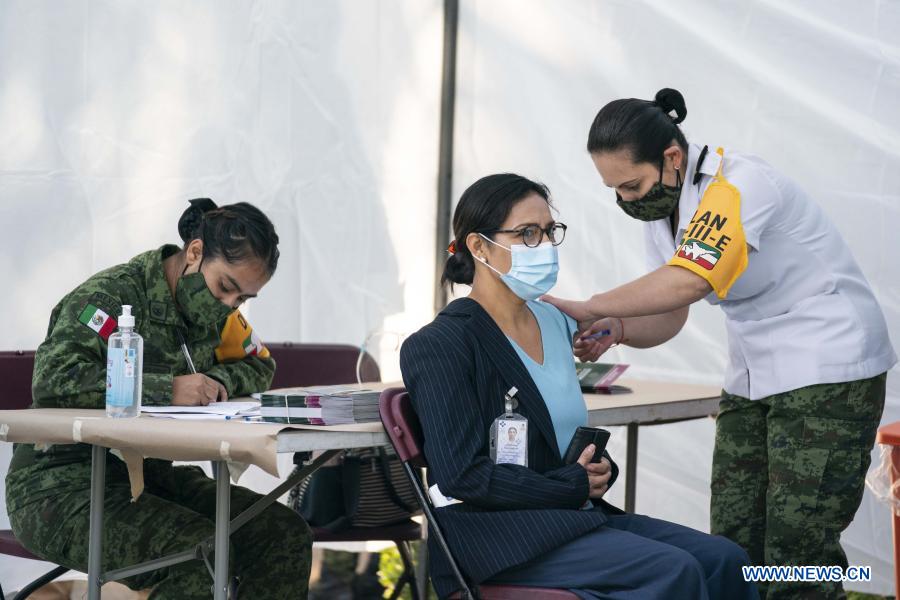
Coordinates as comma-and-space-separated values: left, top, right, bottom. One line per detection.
546, 88, 896, 600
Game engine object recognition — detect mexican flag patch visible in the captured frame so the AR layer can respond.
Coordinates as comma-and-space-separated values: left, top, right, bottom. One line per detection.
78, 304, 117, 341
676, 239, 721, 270
215, 311, 271, 361
242, 331, 263, 356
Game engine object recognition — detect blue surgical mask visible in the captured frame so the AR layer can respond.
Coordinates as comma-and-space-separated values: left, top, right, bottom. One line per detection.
478, 234, 559, 300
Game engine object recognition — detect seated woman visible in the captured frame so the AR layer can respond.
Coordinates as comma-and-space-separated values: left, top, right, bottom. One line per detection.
6, 200, 310, 599
400, 174, 757, 600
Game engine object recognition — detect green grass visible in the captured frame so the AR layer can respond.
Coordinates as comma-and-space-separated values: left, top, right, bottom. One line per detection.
379, 543, 435, 599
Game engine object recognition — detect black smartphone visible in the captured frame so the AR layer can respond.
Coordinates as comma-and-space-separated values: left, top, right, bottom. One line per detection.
563, 426, 611, 465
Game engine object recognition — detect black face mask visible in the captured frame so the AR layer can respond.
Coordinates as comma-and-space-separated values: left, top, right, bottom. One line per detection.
616, 158, 683, 222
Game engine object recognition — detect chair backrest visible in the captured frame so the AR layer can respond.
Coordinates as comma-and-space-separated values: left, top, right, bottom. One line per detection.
266, 342, 380, 388
378, 388, 426, 468
0, 350, 36, 410
379, 387, 478, 598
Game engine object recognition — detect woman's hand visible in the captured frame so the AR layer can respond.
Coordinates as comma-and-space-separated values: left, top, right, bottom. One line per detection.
576, 444, 612, 498
573, 317, 623, 362
172, 374, 228, 406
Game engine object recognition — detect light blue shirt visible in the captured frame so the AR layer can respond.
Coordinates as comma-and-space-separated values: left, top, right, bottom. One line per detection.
506, 300, 588, 458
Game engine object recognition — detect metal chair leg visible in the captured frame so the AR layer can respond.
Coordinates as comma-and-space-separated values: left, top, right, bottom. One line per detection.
394, 540, 421, 600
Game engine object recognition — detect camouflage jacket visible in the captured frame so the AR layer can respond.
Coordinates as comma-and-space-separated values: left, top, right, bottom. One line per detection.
7, 245, 275, 502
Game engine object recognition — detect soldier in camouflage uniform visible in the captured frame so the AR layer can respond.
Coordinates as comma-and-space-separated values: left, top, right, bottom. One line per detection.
6, 199, 312, 599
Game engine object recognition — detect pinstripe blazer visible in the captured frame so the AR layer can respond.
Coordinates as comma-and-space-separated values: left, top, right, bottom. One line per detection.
400, 297, 624, 598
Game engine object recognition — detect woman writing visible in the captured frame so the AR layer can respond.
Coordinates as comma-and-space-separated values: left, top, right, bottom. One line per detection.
6, 199, 312, 598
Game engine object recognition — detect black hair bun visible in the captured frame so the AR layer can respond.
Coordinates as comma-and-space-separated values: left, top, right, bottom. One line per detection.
654, 88, 687, 125
177, 198, 219, 242
441, 252, 475, 286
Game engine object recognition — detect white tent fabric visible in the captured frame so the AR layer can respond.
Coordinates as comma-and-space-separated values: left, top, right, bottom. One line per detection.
1, 0, 897, 594
0, 0, 443, 590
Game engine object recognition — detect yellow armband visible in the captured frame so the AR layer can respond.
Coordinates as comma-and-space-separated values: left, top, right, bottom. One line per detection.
215, 311, 271, 362
669, 148, 748, 299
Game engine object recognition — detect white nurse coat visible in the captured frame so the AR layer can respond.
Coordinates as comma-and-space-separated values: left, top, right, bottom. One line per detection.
644, 143, 896, 400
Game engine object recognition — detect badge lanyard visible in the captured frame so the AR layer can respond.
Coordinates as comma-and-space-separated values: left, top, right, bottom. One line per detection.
489, 386, 528, 467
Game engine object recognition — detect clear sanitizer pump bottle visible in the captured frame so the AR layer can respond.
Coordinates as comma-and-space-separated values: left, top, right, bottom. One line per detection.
106, 305, 143, 417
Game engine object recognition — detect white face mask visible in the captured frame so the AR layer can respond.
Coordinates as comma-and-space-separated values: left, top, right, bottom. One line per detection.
477, 234, 560, 300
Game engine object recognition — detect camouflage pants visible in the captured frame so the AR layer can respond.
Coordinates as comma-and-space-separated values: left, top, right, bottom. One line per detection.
710, 373, 886, 600
8, 459, 312, 599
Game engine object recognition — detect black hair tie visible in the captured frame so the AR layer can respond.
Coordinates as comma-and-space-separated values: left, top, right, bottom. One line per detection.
188, 198, 218, 213
177, 198, 219, 242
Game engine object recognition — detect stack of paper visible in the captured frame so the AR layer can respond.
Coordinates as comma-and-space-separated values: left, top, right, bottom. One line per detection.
141, 401, 261, 420
258, 385, 381, 425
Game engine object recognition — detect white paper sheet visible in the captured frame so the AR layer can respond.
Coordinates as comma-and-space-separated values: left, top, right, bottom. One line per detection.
141, 401, 260, 416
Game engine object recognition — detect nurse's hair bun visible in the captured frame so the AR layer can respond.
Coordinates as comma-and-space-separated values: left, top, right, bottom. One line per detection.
588, 88, 689, 163
178, 198, 219, 242
654, 88, 687, 125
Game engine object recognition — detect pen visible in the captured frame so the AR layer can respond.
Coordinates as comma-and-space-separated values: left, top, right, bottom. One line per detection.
582, 329, 611, 341
225, 415, 265, 422
176, 329, 197, 374
175, 329, 232, 409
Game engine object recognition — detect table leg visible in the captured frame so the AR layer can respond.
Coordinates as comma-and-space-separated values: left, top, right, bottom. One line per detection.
213, 461, 231, 600
891, 446, 900, 600
87, 445, 107, 600
624, 423, 638, 513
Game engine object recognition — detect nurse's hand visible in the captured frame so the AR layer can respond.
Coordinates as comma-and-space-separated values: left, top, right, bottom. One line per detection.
541, 295, 598, 323
576, 445, 612, 498
573, 318, 622, 363
172, 374, 229, 406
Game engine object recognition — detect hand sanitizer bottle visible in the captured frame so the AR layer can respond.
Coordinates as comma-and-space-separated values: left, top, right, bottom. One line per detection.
106, 305, 143, 417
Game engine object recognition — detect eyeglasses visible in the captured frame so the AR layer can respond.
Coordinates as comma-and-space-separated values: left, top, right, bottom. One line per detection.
481, 222, 567, 248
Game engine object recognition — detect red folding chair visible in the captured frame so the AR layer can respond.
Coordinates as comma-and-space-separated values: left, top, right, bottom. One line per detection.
378, 387, 579, 600
268, 343, 421, 600
267, 342, 380, 389
0, 350, 70, 600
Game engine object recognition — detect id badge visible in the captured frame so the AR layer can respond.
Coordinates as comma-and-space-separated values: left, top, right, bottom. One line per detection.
490, 387, 528, 467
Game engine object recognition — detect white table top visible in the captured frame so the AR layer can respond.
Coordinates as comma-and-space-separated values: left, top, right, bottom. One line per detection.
585, 378, 721, 426
0, 379, 721, 471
